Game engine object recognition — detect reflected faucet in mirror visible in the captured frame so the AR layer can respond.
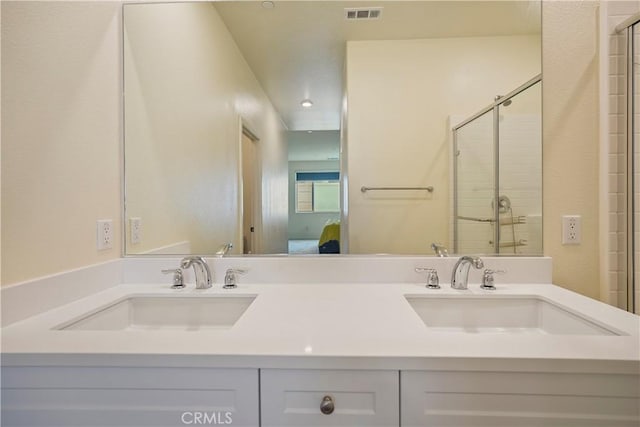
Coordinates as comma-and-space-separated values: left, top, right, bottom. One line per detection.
431, 243, 448, 257
216, 243, 233, 257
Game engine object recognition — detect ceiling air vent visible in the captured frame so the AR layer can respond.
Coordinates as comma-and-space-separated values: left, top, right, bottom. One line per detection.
345, 7, 383, 21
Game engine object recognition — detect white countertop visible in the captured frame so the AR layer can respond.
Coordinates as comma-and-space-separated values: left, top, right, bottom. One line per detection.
2, 282, 639, 372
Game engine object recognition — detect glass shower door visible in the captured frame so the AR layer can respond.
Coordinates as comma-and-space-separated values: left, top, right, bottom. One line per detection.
497, 81, 543, 255
454, 111, 494, 254
453, 76, 542, 255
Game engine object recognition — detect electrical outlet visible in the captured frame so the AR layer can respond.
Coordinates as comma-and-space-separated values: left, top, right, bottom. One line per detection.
130, 217, 142, 245
97, 219, 113, 250
562, 215, 581, 245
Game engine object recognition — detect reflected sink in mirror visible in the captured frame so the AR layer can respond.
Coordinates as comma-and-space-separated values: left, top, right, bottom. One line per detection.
405, 295, 621, 335
57, 295, 256, 331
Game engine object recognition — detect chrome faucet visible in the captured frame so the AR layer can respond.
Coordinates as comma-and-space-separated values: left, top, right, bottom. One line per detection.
431, 243, 448, 257
180, 256, 212, 289
450, 256, 484, 290
216, 243, 233, 257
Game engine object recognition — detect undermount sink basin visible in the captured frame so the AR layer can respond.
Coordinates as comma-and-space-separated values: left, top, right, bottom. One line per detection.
57, 295, 256, 331
405, 295, 620, 335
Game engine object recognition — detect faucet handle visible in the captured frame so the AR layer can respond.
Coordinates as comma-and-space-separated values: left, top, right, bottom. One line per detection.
223, 268, 248, 289
480, 269, 505, 290
162, 268, 185, 289
415, 268, 440, 289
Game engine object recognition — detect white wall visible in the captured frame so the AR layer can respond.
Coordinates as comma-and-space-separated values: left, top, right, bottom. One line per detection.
542, 1, 601, 300
288, 130, 340, 162
1, 2, 122, 285
345, 35, 540, 254
124, 2, 288, 256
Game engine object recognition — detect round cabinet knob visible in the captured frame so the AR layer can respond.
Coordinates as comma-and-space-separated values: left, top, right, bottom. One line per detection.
320, 395, 335, 415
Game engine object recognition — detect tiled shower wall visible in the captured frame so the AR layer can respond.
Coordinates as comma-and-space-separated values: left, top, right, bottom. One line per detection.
607, 1, 639, 310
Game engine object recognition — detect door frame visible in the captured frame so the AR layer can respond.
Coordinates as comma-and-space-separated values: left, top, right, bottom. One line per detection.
238, 117, 261, 254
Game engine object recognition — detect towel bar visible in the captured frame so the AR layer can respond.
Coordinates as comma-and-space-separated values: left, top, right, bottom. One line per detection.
457, 215, 526, 225
361, 186, 434, 193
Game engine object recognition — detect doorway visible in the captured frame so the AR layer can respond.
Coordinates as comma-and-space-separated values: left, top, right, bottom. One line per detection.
241, 128, 259, 254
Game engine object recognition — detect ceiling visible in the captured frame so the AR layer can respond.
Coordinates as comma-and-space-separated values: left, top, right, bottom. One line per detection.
214, 1, 541, 131
288, 131, 341, 161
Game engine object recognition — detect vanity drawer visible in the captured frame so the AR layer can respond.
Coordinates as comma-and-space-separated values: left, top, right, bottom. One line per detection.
2, 366, 259, 427
401, 370, 640, 427
260, 369, 399, 426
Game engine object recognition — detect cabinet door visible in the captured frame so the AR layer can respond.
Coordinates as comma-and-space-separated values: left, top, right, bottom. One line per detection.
261, 369, 399, 426
2, 366, 259, 426
401, 370, 640, 427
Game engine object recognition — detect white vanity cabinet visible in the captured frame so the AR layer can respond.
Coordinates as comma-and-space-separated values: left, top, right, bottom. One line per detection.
400, 370, 640, 427
1, 366, 259, 426
260, 369, 399, 426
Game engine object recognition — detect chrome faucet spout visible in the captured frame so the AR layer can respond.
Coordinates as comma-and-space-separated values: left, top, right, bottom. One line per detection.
431, 243, 448, 257
180, 256, 212, 289
451, 256, 484, 290
216, 243, 233, 257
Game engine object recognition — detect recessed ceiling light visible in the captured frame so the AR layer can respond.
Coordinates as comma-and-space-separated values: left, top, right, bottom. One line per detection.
301, 99, 313, 108
262, 1, 275, 9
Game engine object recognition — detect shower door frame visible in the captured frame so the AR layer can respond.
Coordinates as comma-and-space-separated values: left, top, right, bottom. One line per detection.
452, 74, 542, 254
614, 13, 639, 313
625, 22, 637, 313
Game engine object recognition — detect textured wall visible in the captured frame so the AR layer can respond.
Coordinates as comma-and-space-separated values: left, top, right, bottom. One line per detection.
124, 3, 287, 255
2, 2, 122, 285
542, 1, 601, 299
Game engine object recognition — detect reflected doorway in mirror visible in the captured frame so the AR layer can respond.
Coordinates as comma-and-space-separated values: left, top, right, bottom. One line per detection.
241, 128, 259, 255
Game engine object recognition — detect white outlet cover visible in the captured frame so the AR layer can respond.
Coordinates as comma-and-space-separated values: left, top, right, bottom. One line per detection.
130, 217, 142, 245
97, 219, 113, 250
562, 215, 581, 245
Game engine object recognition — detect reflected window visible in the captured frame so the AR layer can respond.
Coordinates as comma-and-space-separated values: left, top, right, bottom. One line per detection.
295, 172, 340, 213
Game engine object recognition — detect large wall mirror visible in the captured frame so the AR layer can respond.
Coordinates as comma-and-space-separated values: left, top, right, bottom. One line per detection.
123, 0, 541, 256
